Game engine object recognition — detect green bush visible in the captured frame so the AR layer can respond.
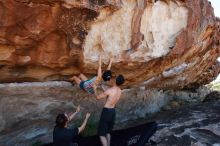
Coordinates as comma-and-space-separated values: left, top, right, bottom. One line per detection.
31, 141, 43, 146
211, 82, 220, 90
73, 121, 98, 137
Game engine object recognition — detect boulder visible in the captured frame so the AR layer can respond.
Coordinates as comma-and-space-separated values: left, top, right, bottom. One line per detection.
0, 0, 219, 89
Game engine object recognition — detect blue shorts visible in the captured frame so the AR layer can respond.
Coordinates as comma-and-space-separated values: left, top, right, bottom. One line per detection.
79, 81, 85, 90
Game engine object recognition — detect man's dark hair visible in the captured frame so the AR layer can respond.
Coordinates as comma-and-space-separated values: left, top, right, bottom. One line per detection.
56, 113, 68, 128
116, 75, 124, 86
102, 70, 112, 81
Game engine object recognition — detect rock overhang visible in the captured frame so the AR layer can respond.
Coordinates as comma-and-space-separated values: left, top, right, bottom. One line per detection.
0, 0, 219, 89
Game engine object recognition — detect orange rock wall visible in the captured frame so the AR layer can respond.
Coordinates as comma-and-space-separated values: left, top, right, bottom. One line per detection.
0, 0, 219, 89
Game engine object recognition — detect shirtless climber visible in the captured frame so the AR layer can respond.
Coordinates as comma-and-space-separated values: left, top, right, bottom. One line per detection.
70, 55, 113, 94
93, 74, 125, 146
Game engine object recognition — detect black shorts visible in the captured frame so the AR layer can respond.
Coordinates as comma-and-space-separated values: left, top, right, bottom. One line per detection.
98, 108, 116, 136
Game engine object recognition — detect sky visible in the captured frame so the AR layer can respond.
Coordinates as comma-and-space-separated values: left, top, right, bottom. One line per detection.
209, 0, 220, 17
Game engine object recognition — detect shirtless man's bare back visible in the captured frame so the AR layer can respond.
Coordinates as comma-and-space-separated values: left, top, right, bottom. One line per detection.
94, 75, 125, 146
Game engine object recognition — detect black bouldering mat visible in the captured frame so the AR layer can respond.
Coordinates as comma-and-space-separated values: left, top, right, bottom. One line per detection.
43, 121, 157, 146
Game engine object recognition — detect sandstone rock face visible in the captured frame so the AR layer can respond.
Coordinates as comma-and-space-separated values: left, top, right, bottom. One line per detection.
0, 0, 219, 89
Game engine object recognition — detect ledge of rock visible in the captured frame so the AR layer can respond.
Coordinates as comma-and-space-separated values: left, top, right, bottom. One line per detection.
120, 93, 220, 146
0, 0, 219, 89
0, 81, 211, 146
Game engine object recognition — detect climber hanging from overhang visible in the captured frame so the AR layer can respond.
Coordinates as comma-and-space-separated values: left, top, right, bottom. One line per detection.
70, 55, 113, 94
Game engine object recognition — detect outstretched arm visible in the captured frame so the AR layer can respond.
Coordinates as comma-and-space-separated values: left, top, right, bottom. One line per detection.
68, 105, 80, 121
96, 91, 108, 100
97, 55, 102, 81
107, 56, 113, 70
93, 85, 109, 99
78, 113, 91, 133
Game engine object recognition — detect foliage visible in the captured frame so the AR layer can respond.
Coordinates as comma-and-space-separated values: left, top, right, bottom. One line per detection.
210, 82, 220, 90
31, 141, 43, 146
